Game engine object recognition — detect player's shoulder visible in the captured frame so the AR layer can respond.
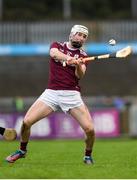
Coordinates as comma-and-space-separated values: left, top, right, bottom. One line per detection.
79, 47, 88, 57
51, 41, 67, 47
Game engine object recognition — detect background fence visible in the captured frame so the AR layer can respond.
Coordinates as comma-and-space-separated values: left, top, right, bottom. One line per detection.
0, 21, 137, 43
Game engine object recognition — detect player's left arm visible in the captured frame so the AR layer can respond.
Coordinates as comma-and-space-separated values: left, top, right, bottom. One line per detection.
75, 62, 86, 79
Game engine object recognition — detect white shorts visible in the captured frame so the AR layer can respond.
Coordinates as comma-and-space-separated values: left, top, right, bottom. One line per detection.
38, 89, 84, 113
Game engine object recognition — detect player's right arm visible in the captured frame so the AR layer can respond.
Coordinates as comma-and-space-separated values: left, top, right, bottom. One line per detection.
50, 47, 70, 62
50, 47, 81, 66
49, 42, 78, 65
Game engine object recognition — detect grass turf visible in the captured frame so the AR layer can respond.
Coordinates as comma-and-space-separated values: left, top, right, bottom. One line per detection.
0, 138, 137, 179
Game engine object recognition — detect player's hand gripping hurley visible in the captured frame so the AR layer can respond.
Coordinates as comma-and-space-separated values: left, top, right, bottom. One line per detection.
63, 46, 132, 66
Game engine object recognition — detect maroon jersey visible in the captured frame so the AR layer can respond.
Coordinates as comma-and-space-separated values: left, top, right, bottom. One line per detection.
47, 41, 88, 92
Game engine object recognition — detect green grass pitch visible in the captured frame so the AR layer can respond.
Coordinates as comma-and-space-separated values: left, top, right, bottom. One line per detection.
0, 138, 137, 179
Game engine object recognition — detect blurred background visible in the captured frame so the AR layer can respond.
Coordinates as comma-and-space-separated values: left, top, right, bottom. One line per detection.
0, 0, 137, 139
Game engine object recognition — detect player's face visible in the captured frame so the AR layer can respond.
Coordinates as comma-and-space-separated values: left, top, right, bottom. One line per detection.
71, 32, 88, 48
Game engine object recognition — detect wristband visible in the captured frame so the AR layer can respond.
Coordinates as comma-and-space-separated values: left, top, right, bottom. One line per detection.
63, 56, 71, 67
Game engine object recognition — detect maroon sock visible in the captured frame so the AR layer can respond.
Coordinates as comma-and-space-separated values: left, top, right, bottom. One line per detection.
20, 142, 28, 152
85, 149, 92, 156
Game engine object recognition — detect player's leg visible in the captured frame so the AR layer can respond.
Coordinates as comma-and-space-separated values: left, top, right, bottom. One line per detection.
69, 104, 95, 165
6, 100, 54, 163
20, 100, 54, 142
0, 127, 17, 141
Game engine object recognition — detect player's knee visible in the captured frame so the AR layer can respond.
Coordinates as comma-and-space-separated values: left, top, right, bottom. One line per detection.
84, 126, 95, 136
23, 116, 33, 128
22, 121, 31, 129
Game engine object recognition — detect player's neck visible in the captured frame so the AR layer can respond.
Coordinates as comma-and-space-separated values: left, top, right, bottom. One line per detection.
67, 42, 79, 50
68, 42, 73, 48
